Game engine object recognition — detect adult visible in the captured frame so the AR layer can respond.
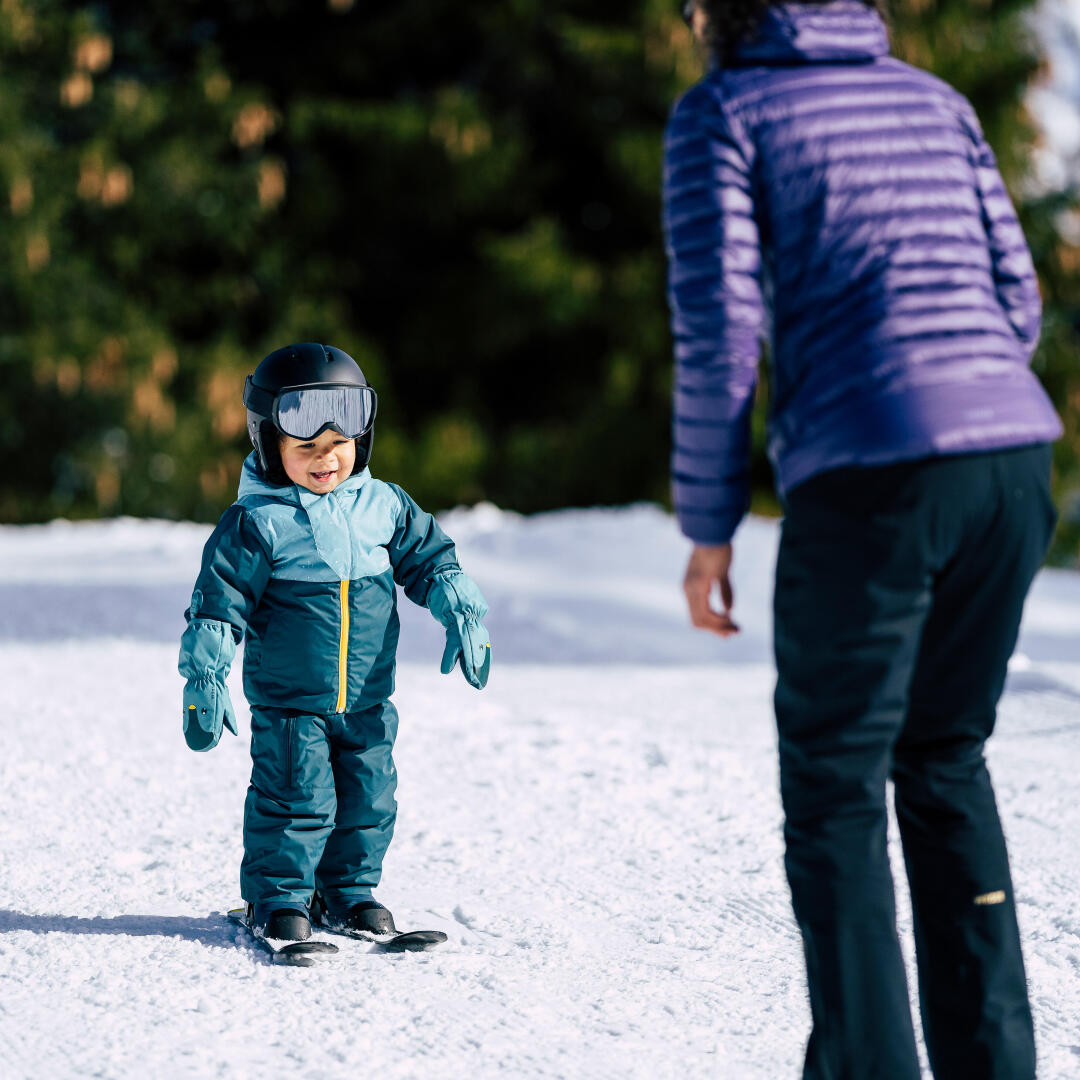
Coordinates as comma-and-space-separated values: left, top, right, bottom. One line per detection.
663, 2, 1062, 1077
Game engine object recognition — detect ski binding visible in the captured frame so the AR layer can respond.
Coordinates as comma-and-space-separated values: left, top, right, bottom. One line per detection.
226, 907, 339, 967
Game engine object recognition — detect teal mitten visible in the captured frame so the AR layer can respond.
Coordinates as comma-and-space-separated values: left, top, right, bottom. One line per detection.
179, 618, 239, 751
426, 570, 491, 689
182, 675, 238, 751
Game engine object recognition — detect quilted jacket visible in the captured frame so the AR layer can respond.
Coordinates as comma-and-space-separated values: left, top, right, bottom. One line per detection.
663, 0, 1062, 544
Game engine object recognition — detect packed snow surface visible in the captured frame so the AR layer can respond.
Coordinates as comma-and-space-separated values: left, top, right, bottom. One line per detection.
1, 505, 1078, 1079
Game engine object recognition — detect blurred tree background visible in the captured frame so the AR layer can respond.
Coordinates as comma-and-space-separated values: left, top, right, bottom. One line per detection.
1, 0, 1078, 559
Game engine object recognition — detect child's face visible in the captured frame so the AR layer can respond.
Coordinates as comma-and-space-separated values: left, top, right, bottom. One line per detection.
279, 430, 357, 493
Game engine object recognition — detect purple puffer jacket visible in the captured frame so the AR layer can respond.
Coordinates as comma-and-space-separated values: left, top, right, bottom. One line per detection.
663, 0, 1062, 545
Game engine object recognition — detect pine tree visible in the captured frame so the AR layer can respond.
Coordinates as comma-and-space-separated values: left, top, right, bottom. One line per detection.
1, 0, 1077, 562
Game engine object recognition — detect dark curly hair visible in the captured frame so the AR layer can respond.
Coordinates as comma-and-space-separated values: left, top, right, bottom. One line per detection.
695, 0, 890, 65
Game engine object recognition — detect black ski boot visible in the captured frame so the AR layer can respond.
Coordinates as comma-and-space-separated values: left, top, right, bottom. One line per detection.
255, 905, 312, 941
342, 900, 396, 935
308, 893, 446, 950
311, 892, 396, 935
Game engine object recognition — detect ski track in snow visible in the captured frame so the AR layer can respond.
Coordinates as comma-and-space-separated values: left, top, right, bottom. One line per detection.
0, 506, 1078, 1079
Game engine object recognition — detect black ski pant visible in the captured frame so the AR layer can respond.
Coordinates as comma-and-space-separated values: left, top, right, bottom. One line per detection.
773, 444, 1055, 1080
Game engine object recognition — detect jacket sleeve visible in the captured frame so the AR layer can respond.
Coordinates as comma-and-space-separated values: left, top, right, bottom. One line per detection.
663, 84, 765, 546
178, 506, 272, 683
959, 102, 1042, 360
384, 484, 460, 606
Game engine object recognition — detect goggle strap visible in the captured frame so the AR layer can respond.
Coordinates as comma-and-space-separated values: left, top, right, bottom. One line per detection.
242, 376, 277, 416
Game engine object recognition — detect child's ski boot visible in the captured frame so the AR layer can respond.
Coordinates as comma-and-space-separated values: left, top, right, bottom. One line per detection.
310, 892, 446, 951
310, 892, 394, 934
259, 907, 312, 941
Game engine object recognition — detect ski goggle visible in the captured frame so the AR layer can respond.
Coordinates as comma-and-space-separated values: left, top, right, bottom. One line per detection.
243, 377, 378, 441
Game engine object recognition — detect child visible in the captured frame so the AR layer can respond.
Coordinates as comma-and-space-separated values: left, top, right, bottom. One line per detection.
179, 342, 491, 941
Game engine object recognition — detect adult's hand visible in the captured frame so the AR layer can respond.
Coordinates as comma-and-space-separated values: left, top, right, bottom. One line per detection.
684, 543, 739, 637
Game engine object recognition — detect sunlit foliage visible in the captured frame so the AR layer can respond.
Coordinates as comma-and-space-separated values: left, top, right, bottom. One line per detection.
0, 0, 1076, 562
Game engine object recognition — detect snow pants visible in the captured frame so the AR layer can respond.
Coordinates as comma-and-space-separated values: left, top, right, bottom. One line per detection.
240, 701, 398, 924
773, 444, 1054, 1080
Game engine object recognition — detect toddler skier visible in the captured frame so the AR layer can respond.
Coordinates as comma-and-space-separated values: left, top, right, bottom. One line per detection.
179, 342, 491, 942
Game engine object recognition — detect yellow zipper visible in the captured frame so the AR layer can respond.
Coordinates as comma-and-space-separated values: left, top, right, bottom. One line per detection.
335, 579, 349, 713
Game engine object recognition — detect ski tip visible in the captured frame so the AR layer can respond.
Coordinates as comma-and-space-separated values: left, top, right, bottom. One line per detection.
278, 941, 339, 955
375, 930, 448, 953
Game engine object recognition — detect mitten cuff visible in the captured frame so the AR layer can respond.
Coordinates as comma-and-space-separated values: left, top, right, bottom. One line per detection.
179, 618, 237, 681
426, 569, 489, 627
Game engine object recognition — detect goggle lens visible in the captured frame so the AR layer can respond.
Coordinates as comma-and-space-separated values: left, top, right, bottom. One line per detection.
275, 385, 376, 440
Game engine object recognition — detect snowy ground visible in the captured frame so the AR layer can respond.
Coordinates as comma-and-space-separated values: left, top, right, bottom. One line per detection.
1, 505, 1078, 1079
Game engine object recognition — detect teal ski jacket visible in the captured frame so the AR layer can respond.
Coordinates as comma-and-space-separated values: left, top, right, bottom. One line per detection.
180, 454, 462, 715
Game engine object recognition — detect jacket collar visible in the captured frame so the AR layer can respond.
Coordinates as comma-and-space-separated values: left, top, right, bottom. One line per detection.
237, 451, 370, 505
731, 1, 889, 66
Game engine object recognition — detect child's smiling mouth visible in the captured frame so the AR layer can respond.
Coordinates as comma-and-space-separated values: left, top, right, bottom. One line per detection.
310, 468, 337, 483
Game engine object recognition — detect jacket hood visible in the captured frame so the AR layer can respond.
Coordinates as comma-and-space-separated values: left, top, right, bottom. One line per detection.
237, 451, 370, 503
732, 1, 889, 66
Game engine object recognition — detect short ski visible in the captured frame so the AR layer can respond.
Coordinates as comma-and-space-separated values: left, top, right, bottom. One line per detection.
226, 908, 339, 967
314, 921, 448, 953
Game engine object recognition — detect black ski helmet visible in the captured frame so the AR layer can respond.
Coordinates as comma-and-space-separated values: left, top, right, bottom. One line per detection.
243, 342, 376, 485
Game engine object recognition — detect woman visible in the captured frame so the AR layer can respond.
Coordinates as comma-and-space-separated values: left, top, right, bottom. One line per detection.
663, 2, 1061, 1077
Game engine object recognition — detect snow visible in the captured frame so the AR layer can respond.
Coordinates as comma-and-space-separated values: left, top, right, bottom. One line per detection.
1, 504, 1078, 1078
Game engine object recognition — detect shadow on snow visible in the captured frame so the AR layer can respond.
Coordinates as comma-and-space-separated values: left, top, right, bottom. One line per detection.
0, 909, 237, 948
